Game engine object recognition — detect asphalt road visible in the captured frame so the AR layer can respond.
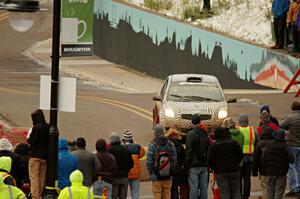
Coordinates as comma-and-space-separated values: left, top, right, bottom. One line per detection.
0, 2, 299, 198
0, 1, 298, 150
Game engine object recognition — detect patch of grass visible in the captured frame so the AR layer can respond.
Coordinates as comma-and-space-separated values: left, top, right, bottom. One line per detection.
144, 0, 173, 11
214, 0, 231, 10
183, 6, 213, 20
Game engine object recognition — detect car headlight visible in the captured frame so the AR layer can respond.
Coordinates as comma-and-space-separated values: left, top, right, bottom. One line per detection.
218, 109, 228, 119
165, 108, 175, 118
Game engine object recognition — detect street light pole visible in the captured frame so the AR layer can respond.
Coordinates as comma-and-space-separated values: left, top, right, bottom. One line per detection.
43, 0, 61, 198
0, 0, 60, 198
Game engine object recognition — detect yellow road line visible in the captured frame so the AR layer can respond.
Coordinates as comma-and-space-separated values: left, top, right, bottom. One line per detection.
79, 96, 152, 121
83, 95, 152, 116
0, 12, 8, 21
0, 87, 152, 121
0, 87, 38, 95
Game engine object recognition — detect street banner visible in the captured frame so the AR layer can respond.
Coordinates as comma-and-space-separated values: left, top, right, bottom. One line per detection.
40, 75, 77, 112
61, 0, 94, 57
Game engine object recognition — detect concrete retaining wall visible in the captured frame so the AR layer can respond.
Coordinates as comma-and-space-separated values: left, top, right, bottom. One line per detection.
93, 0, 299, 89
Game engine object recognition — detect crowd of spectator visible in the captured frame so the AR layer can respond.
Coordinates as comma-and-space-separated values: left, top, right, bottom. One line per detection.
1, 100, 300, 199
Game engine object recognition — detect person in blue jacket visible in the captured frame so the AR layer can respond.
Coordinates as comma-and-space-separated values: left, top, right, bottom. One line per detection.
271, 0, 290, 49
57, 138, 78, 190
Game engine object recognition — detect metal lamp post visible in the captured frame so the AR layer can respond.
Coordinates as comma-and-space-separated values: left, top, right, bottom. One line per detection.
1, 0, 60, 198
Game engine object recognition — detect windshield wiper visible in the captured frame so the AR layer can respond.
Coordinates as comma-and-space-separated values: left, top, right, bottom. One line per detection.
169, 94, 191, 101
184, 95, 219, 102
169, 94, 185, 99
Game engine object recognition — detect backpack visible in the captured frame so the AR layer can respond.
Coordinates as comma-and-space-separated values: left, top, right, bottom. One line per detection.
194, 132, 210, 163
1, 172, 16, 186
152, 141, 173, 180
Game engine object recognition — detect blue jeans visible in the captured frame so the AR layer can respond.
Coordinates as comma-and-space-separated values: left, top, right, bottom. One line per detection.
188, 167, 208, 199
288, 146, 300, 193
92, 179, 112, 199
128, 179, 140, 199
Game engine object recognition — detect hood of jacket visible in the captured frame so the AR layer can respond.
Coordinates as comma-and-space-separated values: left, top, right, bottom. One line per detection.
0, 138, 12, 151
70, 170, 83, 186
229, 128, 240, 136
31, 109, 46, 126
59, 138, 69, 152
238, 114, 249, 127
0, 156, 12, 172
153, 135, 169, 146
14, 143, 29, 155
0, 175, 3, 186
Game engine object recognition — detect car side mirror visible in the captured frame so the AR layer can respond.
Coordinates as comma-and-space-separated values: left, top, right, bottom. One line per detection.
153, 95, 162, 101
227, 98, 237, 103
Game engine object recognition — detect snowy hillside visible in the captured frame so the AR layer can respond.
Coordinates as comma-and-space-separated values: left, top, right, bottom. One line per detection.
125, 0, 274, 47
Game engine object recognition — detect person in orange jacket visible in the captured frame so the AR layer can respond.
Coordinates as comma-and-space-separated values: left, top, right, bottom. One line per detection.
287, 0, 300, 56
122, 131, 146, 199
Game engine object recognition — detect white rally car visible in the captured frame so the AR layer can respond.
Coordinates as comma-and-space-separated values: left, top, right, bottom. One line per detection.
152, 74, 233, 132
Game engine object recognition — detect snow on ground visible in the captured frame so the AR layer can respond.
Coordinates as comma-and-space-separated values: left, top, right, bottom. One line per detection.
125, 0, 274, 46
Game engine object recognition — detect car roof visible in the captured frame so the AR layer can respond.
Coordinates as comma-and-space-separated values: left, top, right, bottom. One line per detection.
168, 74, 219, 83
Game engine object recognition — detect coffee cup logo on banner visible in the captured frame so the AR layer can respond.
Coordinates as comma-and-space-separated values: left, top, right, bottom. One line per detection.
61, 17, 87, 43
61, 0, 94, 44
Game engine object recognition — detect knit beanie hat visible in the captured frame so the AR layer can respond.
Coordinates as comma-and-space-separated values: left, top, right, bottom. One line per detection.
154, 124, 164, 137
222, 117, 236, 129
191, 114, 201, 125
291, 101, 300, 111
110, 132, 121, 144
95, 139, 107, 152
238, 114, 249, 127
260, 105, 270, 114
260, 110, 270, 121
0, 138, 12, 151
122, 131, 133, 142
76, 137, 86, 148
213, 127, 230, 140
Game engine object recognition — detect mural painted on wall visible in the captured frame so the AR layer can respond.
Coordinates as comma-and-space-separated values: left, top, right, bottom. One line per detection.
93, 0, 299, 89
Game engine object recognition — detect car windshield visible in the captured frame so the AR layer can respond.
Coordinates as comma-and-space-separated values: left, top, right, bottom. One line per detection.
166, 82, 224, 102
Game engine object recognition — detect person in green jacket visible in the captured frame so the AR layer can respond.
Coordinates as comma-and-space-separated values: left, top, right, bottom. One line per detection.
0, 156, 16, 186
0, 175, 26, 199
222, 117, 244, 148
58, 170, 94, 199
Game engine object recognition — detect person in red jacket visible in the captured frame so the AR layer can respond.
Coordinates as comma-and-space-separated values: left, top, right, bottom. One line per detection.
257, 110, 279, 136
122, 131, 146, 199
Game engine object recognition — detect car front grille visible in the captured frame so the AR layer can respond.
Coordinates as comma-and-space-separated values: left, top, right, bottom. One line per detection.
181, 113, 211, 121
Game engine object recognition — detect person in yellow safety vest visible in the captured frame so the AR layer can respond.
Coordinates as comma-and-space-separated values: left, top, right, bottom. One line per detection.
58, 170, 94, 199
238, 114, 259, 199
0, 156, 17, 186
0, 173, 26, 198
